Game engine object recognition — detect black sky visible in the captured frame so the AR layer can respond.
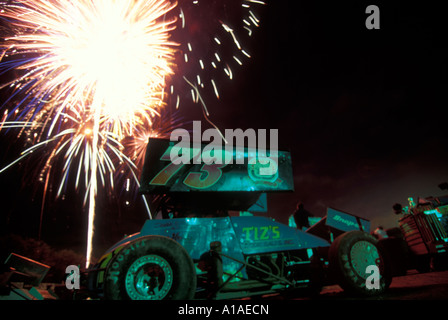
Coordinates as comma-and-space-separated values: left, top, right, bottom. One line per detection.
211, 0, 448, 228
1, 0, 448, 258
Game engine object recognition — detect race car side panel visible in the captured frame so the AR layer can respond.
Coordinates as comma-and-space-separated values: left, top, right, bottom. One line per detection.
230, 216, 330, 255
106, 216, 330, 257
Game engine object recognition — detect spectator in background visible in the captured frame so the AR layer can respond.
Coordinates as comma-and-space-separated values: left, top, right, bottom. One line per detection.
393, 203, 405, 215
293, 202, 313, 231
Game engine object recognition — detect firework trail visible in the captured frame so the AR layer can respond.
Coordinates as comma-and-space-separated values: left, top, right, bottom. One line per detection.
0, 0, 178, 267
0, 0, 265, 267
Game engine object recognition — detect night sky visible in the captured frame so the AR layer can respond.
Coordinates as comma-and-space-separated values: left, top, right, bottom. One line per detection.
199, 0, 448, 229
1, 0, 447, 259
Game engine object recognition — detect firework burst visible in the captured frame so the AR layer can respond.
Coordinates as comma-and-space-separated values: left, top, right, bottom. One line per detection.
1, 0, 179, 267
0, 0, 266, 267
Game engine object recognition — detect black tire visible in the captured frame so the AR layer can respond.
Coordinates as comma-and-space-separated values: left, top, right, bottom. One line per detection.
329, 231, 391, 296
416, 255, 431, 273
104, 236, 196, 300
430, 254, 448, 272
377, 237, 409, 276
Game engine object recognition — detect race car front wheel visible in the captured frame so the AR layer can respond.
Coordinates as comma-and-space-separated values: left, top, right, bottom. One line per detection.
104, 235, 196, 300
329, 231, 391, 296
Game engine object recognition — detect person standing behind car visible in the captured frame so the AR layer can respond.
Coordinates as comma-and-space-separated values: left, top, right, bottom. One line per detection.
293, 202, 313, 231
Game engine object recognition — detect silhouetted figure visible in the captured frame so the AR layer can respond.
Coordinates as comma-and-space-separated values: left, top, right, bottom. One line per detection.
439, 182, 448, 190
392, 203, 403, 215
293, 203, 313, 230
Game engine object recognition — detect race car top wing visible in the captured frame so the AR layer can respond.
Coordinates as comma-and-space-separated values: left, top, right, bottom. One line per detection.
138, 137, 294, 194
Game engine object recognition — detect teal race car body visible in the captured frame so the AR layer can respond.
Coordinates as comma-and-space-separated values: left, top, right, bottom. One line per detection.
85, 138, 389, 300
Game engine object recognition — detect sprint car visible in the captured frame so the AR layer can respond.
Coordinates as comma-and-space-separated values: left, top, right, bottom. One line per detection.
375, 196, 448, 276
84, 138, 391, 300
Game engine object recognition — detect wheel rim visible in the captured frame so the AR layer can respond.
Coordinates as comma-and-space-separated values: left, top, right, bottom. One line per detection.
125, 255, 173, 300
349, 240, 381, 279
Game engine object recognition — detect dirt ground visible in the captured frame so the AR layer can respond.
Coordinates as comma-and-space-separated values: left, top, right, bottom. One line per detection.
258, 269, 448, 301
317, 269, 448, 300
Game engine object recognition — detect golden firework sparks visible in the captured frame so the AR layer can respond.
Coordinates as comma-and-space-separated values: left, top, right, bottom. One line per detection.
0, 0, 266, 268
1, 0, 178, 267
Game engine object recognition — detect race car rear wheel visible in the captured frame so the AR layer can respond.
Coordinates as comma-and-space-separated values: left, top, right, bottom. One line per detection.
104, 235, 196, 300
329, 231, 391, 296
